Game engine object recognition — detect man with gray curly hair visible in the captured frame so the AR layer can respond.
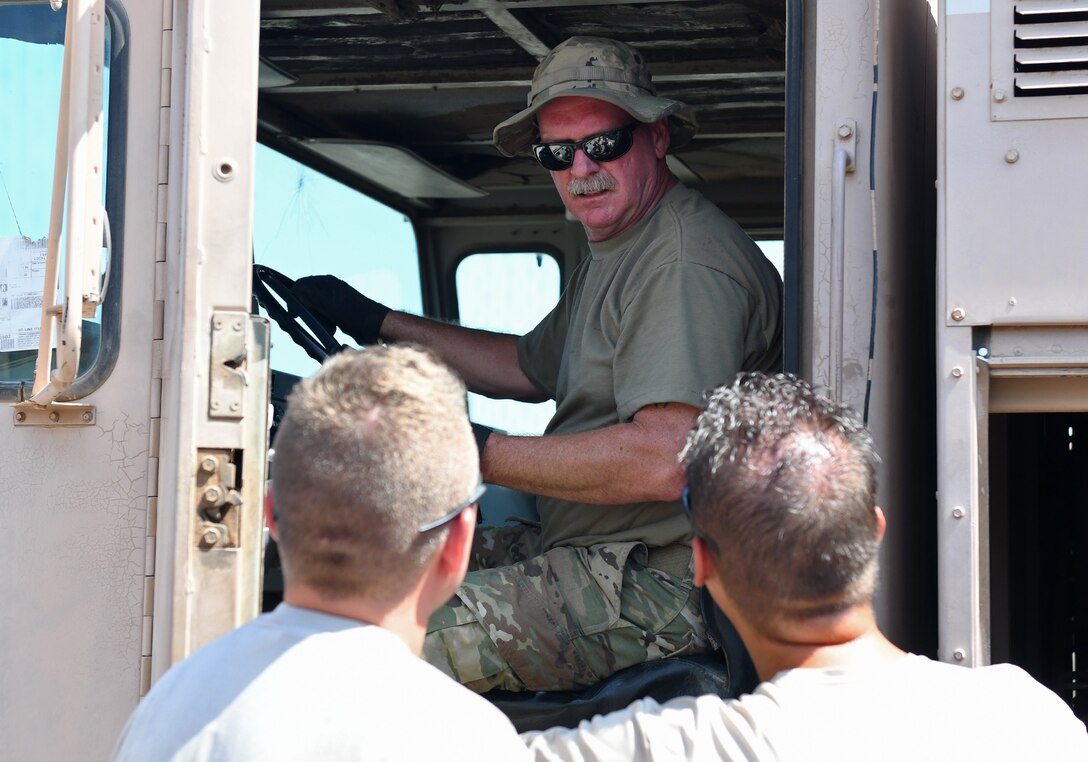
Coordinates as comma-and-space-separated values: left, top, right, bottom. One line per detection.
113, 346, 528, 761
682, 372, 884, 630
526, 373, 1087, 760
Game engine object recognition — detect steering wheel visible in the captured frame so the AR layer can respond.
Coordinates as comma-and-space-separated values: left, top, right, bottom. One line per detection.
252, 264, 345, 363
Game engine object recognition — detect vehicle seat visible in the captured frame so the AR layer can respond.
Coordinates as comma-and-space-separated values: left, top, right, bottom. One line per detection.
478, 483, 539, 525
486, 588, 759, 733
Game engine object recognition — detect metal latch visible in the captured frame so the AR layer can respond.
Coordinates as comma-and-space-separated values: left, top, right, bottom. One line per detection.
209, 311, 249, 419
195, 449, 244, 549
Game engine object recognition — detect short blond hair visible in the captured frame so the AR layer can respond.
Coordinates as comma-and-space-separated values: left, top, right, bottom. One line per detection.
271, 345, 477, 603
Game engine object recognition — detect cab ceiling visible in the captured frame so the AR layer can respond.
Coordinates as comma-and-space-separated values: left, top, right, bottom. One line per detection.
257, 0, 786, 231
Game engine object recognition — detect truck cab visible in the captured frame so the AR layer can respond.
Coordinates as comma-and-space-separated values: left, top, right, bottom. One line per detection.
2, 0, 1085, 757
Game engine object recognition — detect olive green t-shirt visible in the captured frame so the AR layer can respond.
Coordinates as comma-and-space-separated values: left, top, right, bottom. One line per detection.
517, 184, 783, 550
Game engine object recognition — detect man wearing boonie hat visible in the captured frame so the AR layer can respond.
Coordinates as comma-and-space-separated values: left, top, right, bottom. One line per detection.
291, 36, 783, 693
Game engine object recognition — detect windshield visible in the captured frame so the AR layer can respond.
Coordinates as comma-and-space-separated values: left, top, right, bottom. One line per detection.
253, 143, 422, 378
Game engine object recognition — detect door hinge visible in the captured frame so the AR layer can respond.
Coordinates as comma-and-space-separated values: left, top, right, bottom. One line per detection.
12, 402, 96, 427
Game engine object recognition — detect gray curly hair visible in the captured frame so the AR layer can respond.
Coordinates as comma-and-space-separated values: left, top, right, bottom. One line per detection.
681, 373, 882, 624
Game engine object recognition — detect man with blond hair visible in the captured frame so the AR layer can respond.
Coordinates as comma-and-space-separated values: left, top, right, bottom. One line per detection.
113, 346, 528, 761
524, 373, 1088, 760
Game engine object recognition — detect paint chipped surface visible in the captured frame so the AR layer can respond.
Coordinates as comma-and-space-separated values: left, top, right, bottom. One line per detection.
0, 410, 150, 756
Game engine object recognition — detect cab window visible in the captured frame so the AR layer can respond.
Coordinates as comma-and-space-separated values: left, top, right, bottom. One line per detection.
0, 2, 122, 395
756, 240, 785, 278
455, 252, 560, 435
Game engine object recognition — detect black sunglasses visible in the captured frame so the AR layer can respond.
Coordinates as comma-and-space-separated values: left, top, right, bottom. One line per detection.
681, 484, 720, 554
531, 122, 640, 171
418, 479, 487, 533
681, 484, 695, 524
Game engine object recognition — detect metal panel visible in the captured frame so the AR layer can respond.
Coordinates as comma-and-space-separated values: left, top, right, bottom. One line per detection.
990, 0, 1088, 121
939, 3, 1088, 669
984, 325, 1088, 412
944, 7, 1088, 325
936, 330, 989, 666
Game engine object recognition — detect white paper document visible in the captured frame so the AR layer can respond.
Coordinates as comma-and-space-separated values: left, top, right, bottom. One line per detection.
0, 236, 48, 352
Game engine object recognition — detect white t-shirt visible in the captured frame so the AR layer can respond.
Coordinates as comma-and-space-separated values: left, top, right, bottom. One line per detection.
113, 604, 529, 761
524, 654, 1088, 761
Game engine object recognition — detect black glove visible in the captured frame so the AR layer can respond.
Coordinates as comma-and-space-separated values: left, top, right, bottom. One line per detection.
291, 275, 391, 346
471, 422, 494, 458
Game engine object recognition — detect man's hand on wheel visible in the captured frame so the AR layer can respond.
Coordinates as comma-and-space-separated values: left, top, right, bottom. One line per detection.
291, 275, 391, 346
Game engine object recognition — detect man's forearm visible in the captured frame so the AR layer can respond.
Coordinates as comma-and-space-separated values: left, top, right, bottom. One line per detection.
482, 403, 698, 504
379, 311, 546, 401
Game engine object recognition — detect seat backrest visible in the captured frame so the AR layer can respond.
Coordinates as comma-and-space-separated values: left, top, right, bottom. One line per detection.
699, 586, 759, 697
486, 654, 733, 733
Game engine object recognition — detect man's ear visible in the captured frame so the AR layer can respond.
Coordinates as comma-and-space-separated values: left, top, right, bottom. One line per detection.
436, 506, 476, 584
874, 506, 887, 545
264, 493, 278, 541
649, 119, 670, 159
692, 536, 715, 588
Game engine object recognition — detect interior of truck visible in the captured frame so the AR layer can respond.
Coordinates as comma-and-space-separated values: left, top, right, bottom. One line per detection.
254, 1, 788, 230
251, 0, 792, 461
250, 0, 788, 727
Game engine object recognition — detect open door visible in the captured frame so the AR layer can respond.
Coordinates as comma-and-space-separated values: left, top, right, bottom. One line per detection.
150, 0, 270, 675
0, 0, 257, 757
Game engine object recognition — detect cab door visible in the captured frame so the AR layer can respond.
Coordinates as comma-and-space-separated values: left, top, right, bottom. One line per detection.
152, 0, 268, 674
0, 1, 265, 758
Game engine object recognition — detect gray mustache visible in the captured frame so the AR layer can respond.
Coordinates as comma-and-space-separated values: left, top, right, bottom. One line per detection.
568, 173, 617, 196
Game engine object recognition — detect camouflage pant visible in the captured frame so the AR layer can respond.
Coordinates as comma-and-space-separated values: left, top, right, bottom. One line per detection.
423, 522, 711, 693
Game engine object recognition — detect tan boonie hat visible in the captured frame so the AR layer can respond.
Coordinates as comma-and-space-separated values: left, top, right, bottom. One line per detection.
493, 36, 698, 157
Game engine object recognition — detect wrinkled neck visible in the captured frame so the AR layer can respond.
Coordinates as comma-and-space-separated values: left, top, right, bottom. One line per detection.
747, 605, 906, 681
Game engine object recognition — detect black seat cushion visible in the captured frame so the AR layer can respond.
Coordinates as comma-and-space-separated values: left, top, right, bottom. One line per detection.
485, 589, 759, 733
699, 587, 759, 698
486, 654, 732, 734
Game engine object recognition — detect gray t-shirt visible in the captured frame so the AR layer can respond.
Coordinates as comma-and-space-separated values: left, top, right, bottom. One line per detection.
517, 183, 782, 549
112, 604, 529, 761
524, 654, 1088, 761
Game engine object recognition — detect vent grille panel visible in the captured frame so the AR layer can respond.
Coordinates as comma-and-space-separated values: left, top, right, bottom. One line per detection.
992, 1, 1088, 119
1014, 7, 1088, 95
